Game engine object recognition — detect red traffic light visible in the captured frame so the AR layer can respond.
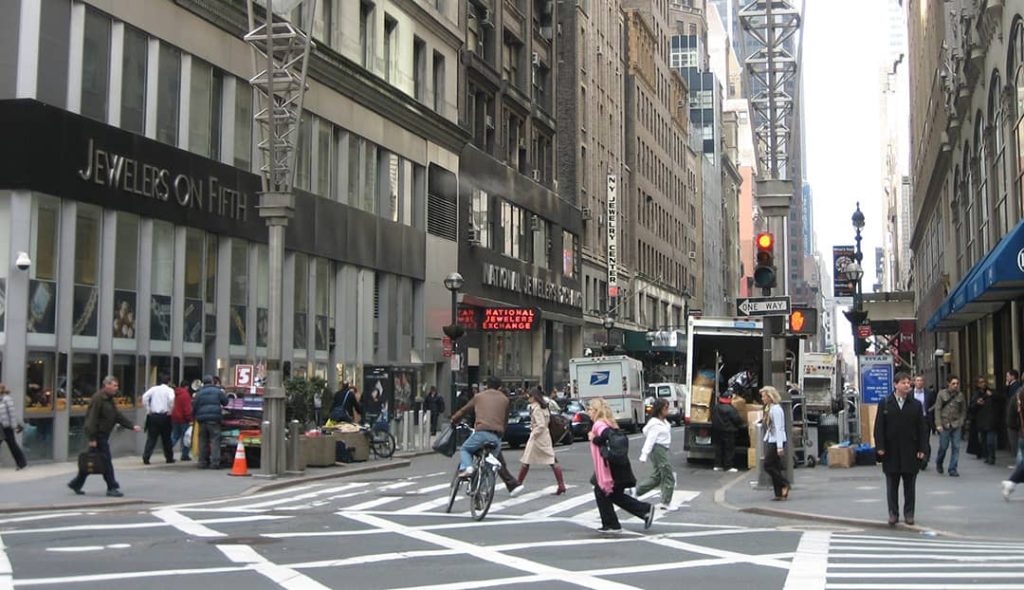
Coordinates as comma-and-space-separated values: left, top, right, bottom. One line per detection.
756, 232, 774, 250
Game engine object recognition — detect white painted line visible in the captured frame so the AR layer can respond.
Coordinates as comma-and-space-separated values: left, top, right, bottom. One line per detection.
217, 544, 330, 590
783, 530, 830, 590
0, 534, 11, 590
490, 485, 563, 512
831, 534, 1024, 548
584, 552, 798, 578
45, 546, 105, 553
531, 491, 597, 517
826, 546, 1024, 554
12, 565, 250, 586
343, 512, 643, 590
829, 573, 1024, 579
643, 536, 792, 571
0, 513, 83, 525
153, 509, 226, 538
830, 563, 1024, 569
828, 554, 1024, 562
165, 485, 320, 510
2, 522, 165, 535
382, 574, 550, 590
240, 483, 368, 510
830, 539, 1024, 550
345, 497, 404, 511
826, 585, 1024, 590
281, 549, 458, 570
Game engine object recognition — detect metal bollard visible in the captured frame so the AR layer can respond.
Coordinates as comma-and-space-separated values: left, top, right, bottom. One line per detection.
259, 420, 273, 477
286, 419, 303, 473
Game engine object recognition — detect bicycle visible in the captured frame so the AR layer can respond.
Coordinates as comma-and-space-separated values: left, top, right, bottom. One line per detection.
445, 424, 499, 521
360, 413, 396, 459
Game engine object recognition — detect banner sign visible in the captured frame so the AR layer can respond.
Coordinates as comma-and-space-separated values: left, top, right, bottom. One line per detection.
607, 174, 619, 297
860, 354, 894, 404
832, 245, 857, 298
481, 307, 538, 331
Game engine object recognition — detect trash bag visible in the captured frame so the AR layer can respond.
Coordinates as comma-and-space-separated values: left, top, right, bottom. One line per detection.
432, 424, 457, 457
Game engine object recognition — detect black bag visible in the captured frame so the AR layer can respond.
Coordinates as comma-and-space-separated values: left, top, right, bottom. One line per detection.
549, 414, 569, 446
335, 440, 353, 463
432, 424, 457, 457
78, 450, 107, 475
599, 428, 630, 464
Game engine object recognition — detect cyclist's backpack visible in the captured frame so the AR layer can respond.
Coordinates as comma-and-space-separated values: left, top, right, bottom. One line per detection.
599, 428, 630, 464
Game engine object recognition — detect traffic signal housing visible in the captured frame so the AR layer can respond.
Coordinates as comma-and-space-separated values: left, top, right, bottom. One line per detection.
788, 307, 818, 335
753, 232, 777, 289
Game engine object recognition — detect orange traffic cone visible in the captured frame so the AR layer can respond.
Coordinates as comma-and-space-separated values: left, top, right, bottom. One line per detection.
228, 440, 251, 477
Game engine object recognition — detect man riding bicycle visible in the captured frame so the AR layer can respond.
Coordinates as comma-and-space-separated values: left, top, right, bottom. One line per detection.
450, 376, 525, 496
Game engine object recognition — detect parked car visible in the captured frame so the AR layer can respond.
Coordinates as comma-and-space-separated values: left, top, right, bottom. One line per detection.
644, 383, 687, 426
561, 399, 593, 440
504, 399, 573, 449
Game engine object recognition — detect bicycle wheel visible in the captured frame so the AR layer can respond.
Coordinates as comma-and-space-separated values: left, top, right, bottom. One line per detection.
371, 430, 396, 459
445, 466, 461, 513
470, 462, 496, 521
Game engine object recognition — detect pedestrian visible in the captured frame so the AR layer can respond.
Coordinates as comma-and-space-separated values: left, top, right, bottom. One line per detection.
874, 371, 929, 526
1004, 369, 1022, 467
517, 387, 567, 495
969, 375, 1004, 465
330, 384, 363, 423
933, 375, 966, 477
0, 383, 28, 470
1003, 387, 1024, 498
712, 392, 744, 473
192, 375, 228, 469
588, 397, 656, 534
636, 398, 675, 510
912, 374, 932, 469
141, 373, 176, 465
170, 379, 193, 461
450, 376, 524, 495
759, 386, 790, 501
423, 386, 445, 435
67, 376, 141, 497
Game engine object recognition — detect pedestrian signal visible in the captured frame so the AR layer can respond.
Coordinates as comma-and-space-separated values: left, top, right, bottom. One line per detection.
788, 307, 818, 335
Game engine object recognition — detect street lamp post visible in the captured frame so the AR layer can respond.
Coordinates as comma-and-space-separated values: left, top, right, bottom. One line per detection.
443, 272, 465, 416
245, 0, 315, 476
844, 203, 868, 355
602, 316, 615, 354
934, 346, 947, 390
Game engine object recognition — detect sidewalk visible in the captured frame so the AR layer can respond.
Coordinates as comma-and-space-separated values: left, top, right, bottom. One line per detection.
721, 437, 1022, 540
0, 453, 411, 513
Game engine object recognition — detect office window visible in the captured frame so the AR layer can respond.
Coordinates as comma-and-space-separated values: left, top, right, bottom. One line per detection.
503, 33, 521, 87
384, 14, 398, 84
156, 43, 181, 145
234, 81, 253, 170
433, 51, 446, 114
360, 1, 375, 69
471, 189, 491, 248
563, 230, 579, 278
413, 37, 426, 101
81, 9, 111, 122
383, 152, 400, 222
314, 258, 332, 351
316, 119, 332, 197
121, 27, 148, 134
295, 111, 312, 191
534, 217, 549, 269
347, 136, 378, 214
150, 222, 174, 341
189, 60, 214, 157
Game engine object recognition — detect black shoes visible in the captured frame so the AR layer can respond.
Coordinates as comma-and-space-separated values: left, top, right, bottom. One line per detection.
948, 470, 960, 477
142, 458, 151, 465
644, 504, 656, 530
888, 514, 898, 527
936, 464, 943, 474
68, 482, 84, 495
106, 489, 124, 497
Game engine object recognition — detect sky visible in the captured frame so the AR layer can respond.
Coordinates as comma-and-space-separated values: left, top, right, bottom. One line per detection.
801, 0, 895, 351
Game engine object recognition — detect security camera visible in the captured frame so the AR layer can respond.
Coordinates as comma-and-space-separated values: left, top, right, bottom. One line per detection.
15, 251, 31, 272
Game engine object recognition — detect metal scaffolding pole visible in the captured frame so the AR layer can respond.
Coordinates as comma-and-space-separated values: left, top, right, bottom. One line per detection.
245, 0, 316, 476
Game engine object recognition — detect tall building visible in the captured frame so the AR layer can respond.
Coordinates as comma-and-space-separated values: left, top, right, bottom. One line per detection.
556, 1, 632, 350
458, 0, 583, 392
880, 0, 911, 291
0, 0, 466, 461
911, 1, 1024, 386
620, 1, 696, 334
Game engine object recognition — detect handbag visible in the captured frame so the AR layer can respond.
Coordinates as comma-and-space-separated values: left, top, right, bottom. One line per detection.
432, 423, 457, 457
548, 414, 568, 445
78, 449, 107, 475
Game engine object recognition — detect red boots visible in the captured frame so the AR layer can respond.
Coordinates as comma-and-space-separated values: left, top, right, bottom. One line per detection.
517, 464, 566, 495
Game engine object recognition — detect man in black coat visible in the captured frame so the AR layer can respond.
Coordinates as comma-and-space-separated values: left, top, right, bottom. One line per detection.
970, 376, 1004, 465
874, 371, 929, 527
423, 386, 445, 435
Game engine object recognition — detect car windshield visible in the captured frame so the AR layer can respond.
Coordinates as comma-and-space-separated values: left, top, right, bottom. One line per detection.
648, 386, 673, 397
565, 400, 587, 413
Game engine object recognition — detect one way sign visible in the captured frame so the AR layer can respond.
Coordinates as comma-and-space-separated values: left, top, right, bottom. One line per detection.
736, 296, 791, 317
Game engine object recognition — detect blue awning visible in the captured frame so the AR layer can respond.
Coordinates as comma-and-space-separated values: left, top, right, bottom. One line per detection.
928, 217, 1024, 331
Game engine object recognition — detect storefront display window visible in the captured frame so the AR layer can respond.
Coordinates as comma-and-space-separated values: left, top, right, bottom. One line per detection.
184, 229, 205, 343
23, 352, 56, 460
28, 196, 59, 334
315, 258, 331, 351
112, 354, 138, 406
70, 352, 99, 421
485, 331, 532, 379
294, 253, 309, 350
114, 214, 139, 340
73, 207, 101, 337
151, 222, 174, 341
230, 240, 248, 346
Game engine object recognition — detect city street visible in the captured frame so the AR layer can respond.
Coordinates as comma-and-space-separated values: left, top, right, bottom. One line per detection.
3, 431, 1023, 590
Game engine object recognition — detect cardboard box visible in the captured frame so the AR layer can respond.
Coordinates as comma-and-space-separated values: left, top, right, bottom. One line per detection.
860, 403, 879, 447
691, 385, 714, 406
828, 445, 855, 468
690, 404, 711, 424
731, 397, 748, 419
694, 373, 715, 388
747, 447, 758, 469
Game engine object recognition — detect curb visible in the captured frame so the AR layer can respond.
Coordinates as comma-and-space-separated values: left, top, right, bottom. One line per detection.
0, 499, 154, 515
240, 459, 412, 495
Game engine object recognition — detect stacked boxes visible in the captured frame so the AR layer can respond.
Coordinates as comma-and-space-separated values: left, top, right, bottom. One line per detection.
860, 404, 879, 447
690, 374, 714, 424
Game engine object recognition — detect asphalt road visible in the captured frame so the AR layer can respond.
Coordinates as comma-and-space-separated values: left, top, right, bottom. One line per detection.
3, 429, 1023, 590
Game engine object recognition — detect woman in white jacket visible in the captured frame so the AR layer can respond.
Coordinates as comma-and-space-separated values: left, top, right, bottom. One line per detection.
635, 399, 675, 510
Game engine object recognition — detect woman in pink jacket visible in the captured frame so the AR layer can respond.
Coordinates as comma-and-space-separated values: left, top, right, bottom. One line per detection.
588, 398, 656, 534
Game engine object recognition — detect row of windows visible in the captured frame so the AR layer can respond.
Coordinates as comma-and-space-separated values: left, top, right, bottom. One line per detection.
637, 239, 689, 295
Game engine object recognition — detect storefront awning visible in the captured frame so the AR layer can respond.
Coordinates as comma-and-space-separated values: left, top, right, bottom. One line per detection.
928, 217, 1024, 331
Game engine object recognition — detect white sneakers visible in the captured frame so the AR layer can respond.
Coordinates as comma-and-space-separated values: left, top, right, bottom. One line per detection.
1001, 480, 1016, 501
713, 467, 723, 472
457, 466, 475, 479
727, 468, 739, 473
509, 483, 526, 497
659, 503, 678, 512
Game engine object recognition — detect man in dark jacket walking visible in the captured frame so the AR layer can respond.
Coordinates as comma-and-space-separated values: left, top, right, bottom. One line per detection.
68, 376, 141, 496
711, 394, 745, 472
970, 376, 1004, 465
1005, 370, 1022, 467
423, 386, 445, 435
934, 375, 967, 476
192, 375, 228, 469
874, 372, 928, 526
